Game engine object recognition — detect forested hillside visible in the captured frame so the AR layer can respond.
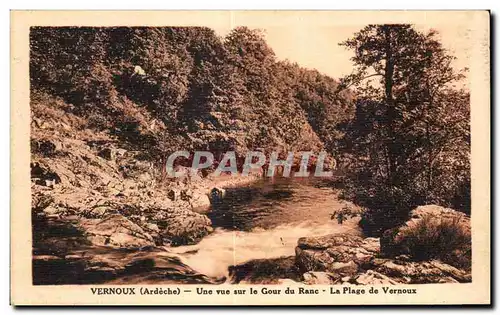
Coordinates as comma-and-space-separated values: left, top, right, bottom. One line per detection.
30, 27, 354, 168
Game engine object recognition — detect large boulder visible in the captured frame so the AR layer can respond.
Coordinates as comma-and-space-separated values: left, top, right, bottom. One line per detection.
371, 258, 471, 284
188, 191, 211, 214
295, 234, 379, 278
79, 214, 155, 248
293, 231, 471, 285
350, 270, 400, 285
303, 271, 338, 284
150, 208, 213, 246
411, 205, 471, 225
168, 187, 212, 213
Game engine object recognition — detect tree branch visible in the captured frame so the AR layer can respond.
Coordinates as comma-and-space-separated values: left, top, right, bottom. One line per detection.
338, 73, 384, 91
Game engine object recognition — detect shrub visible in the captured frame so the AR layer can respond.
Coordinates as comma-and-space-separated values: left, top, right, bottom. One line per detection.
395, 214, 471, 269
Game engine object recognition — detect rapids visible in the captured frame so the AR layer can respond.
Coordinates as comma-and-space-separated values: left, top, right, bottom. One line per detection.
170, 177, 361, 278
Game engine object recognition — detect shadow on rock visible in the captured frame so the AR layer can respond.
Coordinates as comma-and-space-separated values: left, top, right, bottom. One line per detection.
228, 256, 301, 284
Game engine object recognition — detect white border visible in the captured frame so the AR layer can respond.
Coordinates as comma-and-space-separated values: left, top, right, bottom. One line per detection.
4, 1, 497, 314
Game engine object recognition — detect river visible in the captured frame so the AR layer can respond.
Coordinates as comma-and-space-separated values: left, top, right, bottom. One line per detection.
170, 177, 362, 278
32, 176, 362, 284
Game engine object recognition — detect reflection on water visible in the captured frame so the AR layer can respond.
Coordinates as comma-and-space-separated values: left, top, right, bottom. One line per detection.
208, 177, 346, 230
172, 177, 361, 278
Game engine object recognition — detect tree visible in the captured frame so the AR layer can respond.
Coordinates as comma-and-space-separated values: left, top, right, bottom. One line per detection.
338, 25, 470, 235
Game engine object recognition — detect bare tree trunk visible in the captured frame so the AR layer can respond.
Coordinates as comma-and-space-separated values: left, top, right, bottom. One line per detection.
426, 122, 433, 194
384, 27, 397, 186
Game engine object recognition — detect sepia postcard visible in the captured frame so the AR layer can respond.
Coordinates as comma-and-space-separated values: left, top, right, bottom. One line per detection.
10, 10, 490, 306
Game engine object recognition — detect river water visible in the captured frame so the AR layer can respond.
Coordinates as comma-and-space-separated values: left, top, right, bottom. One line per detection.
170, 177, 362, 278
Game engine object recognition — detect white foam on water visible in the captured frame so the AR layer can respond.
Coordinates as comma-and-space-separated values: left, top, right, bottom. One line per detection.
169, 218, 361, 277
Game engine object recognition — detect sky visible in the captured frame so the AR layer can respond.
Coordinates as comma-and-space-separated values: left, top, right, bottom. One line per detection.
258, 25, 470, 79
209, 12, 472, 82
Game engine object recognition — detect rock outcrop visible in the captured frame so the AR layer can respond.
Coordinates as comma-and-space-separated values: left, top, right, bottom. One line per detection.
30, 125, 219, 248
147, 208, 213, 246
79, 214, 155, 248
293, 231, 471, 285
32, 212, 224, 285
228, 256, 301, 284
295, 234, 379, 277
369, 258, 471, 284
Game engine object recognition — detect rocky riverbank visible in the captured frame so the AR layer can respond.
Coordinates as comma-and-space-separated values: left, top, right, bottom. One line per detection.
33, 215, 226, 285
228, 205, 472, 285
32, 149, 259, 285
31, 104, 263, 284
32, 131, 263, 248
